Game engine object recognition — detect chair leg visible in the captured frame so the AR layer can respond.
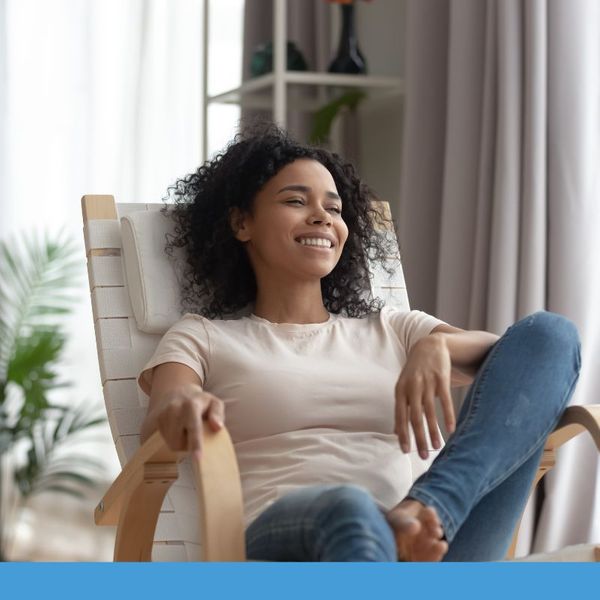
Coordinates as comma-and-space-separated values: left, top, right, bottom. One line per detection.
505, 447, 556, 559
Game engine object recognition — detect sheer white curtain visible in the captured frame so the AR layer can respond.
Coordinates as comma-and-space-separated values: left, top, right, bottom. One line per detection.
398, 0, 600, 555
0, 0, 204, 474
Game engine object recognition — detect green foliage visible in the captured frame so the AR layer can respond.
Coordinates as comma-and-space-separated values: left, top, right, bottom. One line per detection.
309, 89, 367, 146
13, 402, 107, 499
0, 231, 107, 505
0, 233, 80, 382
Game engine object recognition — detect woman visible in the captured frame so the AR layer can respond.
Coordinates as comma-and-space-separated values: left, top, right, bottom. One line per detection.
138, 124, 581, 561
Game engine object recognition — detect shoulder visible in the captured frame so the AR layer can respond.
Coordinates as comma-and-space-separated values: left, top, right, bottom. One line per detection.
379, 306, 448, 348
379, 305, 443, 325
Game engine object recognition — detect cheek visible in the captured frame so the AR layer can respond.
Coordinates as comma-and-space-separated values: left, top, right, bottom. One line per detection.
338, 223, 349, 247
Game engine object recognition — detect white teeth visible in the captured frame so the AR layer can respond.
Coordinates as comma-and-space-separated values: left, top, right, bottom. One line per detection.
299, 238, 332, 248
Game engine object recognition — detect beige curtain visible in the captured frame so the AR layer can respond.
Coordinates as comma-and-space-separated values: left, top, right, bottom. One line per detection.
398, 0, 600, 554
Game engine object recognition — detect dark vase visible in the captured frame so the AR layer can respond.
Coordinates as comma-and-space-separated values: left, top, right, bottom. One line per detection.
328, 3, 367, 75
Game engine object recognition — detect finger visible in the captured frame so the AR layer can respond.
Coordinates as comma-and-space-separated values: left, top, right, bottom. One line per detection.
205, 396, 225, 432
408, 388, 428, 459
182, 401, 204, 458
410, 408, 428, 459
437, 375, 456, 434
395, 388, 410, 452
422, 387, 441, 450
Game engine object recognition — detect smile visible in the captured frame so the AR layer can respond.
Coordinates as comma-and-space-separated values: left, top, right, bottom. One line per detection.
295, 237, 334, 249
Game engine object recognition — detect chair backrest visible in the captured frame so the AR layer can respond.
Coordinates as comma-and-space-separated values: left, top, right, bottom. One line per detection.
82, 194, 409, 561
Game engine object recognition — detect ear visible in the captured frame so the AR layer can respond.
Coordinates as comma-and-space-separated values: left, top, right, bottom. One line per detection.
229, 207, 251, 242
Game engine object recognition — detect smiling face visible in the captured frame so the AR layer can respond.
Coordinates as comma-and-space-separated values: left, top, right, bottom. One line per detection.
230, 158, 349, 285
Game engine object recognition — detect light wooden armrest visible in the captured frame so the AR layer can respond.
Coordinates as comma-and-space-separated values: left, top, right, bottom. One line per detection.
96, 423, 245, 561
507, 404, 599, 560
546, 404, 600, 452
95, 430, 181, 526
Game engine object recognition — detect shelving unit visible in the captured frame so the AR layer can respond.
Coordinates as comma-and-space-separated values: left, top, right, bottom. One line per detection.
208, 71, 404, 109
201, 0, 404, 158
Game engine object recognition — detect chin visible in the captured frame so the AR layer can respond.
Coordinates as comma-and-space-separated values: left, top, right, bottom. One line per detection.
290, 256, 341, 280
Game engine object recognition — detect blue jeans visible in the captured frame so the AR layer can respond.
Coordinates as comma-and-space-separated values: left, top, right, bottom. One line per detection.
245, 311, 582, 561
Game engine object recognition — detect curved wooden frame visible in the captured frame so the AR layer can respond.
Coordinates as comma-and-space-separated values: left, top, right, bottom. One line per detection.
95, 422, 245, 561
505, 405, 600, 558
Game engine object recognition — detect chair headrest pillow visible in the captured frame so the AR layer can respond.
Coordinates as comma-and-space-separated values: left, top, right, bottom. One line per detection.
120, 209, 184, 334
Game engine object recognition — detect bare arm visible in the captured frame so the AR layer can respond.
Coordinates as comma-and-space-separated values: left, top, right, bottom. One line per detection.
140, 362, 225, 458
429, 323, 500, 386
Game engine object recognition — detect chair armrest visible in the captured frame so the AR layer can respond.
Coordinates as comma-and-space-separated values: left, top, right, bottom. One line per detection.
507, 404, 599, 560
546, 404, 600, 452
96, 422, 245, 561
95, 429, 181, 526
193, 420, 246, 561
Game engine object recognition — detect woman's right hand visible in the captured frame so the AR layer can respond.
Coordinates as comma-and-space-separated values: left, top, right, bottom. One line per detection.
140, 362, 225, 459
155, 383, 225, 458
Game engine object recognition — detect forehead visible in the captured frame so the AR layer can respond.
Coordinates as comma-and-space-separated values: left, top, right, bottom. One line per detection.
265, 159, 336, 190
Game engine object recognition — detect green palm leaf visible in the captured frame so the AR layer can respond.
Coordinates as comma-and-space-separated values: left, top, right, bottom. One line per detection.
5, 329, 67, 431
0, 231, 80, 383
13, 403, 107, 499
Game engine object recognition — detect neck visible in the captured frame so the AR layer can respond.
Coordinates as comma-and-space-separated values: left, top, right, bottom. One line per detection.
252, 281, 329, 324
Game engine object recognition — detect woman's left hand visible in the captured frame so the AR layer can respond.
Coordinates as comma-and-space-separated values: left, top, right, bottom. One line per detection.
394, 334, 456, 459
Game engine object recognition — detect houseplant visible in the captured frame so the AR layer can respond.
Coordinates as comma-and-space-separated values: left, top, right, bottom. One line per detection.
0, 231, 107, 560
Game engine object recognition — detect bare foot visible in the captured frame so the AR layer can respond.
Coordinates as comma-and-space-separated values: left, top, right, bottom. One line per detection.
386, 499, 448, 561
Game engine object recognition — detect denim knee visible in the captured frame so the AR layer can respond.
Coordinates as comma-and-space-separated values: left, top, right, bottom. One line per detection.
314, 484, 378, 516
312, 484, 397, 561
525, 311, 581, 370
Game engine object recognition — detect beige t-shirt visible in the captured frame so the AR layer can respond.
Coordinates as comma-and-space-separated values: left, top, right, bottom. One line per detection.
139, 306, 447, 528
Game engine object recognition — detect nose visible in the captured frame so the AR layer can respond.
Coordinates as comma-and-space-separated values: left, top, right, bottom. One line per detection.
308, 206, 332, 226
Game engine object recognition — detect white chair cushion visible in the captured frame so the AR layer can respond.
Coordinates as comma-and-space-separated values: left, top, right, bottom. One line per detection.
121, 210, 184, 334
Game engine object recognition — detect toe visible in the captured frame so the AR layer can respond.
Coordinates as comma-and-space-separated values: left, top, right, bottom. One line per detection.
388, 510, 421, 535
433, 541, 448, 561
421, 507, 444, 538
422, 506, 441, 524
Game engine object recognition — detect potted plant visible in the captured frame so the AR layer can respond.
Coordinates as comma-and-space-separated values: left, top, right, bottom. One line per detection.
0, 231, 107, 560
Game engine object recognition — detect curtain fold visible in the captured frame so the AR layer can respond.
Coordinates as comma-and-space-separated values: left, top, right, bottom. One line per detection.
397, 1, 449, 315
537, 0, 600, 550
399, 0, 600, 555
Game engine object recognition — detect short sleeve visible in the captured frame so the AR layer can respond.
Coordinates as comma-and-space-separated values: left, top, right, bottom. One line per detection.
138, 314, 210, 396
382, 307, 448, 355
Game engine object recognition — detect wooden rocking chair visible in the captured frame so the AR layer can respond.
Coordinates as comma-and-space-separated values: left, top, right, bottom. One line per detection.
82, 194, 600, 562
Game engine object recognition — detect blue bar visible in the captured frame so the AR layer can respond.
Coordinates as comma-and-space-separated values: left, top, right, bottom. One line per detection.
0, 563, 598, 600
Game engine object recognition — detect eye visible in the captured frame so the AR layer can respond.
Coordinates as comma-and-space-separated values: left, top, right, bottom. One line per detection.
285, 198, 304, 205
328, 207, 342, 214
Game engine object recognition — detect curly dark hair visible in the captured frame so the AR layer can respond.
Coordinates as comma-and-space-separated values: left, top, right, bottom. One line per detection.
162, 122, 398, 319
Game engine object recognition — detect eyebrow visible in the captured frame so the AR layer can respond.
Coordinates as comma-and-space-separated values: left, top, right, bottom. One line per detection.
277, 184, 341, 201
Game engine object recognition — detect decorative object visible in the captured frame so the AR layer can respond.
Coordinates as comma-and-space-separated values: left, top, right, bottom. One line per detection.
250, 40, 308, 78
328, 0, 368, 74
0, 232, 107, 560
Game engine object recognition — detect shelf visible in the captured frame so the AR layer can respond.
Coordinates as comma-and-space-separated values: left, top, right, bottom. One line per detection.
208, 71, 404, 110
201, 0, 405, 156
